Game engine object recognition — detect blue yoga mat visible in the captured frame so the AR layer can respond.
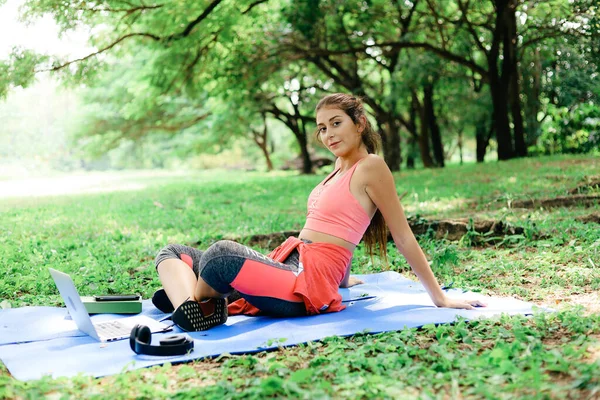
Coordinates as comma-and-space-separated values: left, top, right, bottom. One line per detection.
0, 272, 541, 381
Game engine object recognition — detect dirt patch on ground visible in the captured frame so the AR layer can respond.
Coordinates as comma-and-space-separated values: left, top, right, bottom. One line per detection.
534, 291, 600, 316
564, 292, 600, 314
576, 212, 600, 224
225, 231, 301, 249
569, 177, 600, 195
216, 218, 526, 248
553, 158, 597, 167
511, 194, 600, 209
405, 217, 524, 242
544, 175, 569, 182
587, 335, 600, 364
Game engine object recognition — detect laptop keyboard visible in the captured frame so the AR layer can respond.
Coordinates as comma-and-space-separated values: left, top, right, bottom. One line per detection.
95, 320, 131, 338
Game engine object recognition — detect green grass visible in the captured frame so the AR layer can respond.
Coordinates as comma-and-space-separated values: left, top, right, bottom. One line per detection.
0, 154, 599, 399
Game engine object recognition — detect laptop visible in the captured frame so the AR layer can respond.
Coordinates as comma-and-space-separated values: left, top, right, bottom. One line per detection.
49, 268, 173, 342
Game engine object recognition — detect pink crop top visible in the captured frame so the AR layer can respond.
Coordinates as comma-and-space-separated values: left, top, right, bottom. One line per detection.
303, 158, 372, 245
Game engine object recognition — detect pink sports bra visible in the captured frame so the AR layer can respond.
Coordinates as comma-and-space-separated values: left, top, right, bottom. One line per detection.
303, 158, 372, 245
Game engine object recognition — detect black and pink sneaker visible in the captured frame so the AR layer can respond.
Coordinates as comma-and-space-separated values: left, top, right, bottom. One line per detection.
172, 298, 228, 331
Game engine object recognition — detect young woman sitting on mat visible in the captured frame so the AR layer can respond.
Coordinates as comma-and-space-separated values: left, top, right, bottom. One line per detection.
153, 93, 485, 331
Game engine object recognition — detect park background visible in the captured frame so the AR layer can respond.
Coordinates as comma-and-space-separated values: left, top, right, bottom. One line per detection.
0, 0, 599, 398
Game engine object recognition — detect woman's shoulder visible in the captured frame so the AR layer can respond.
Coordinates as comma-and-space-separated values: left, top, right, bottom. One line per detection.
358, 154, 389, 172
354, 154, 391, 187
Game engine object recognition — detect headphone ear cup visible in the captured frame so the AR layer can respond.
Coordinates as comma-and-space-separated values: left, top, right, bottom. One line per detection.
130, 324, 194, 356
130, 324, 143, 352
130, 324, 151, 353
137, 325, 152, 345
159, 335, 188, 346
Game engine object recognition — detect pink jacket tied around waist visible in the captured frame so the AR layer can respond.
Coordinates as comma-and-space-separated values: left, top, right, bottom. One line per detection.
228, 237, 352, 316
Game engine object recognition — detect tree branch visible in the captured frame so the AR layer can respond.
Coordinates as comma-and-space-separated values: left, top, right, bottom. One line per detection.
303, 41, 489, 79
74, 4, 163, 14
152, 113, 210, 132
521, 31, 569, 49
426, 0, 448, 49
457, 0, 488, 54
167, 0, 224, 41
242, 0, 269, 14
402, 0, 420, 35
180, 30, 222, 87
41, 0, 227, 73
44, 32, 161, 72
386, 0, 419, 72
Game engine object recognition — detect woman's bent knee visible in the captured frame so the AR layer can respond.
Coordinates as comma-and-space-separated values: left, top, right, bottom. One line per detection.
154, 244, 182, 270
203, 240, 238, 258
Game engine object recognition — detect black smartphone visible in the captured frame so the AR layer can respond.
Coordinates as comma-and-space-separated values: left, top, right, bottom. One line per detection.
93, 294, 141, 302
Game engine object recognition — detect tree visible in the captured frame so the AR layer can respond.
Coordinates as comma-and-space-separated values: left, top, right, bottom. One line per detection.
1, 0, 597, 170
283, 0, 596, 162
277, 0, 431, 170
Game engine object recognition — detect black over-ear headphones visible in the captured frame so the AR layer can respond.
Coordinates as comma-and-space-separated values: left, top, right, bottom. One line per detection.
130, 324, 194, 356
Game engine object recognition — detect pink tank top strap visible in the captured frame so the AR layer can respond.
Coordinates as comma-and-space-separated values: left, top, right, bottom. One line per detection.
339, 157, 366, 183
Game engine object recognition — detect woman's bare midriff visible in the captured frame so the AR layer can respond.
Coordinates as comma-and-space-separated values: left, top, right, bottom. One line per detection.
298, 228, 356, 252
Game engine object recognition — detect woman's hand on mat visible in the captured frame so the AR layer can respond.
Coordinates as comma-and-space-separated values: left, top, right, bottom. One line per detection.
439, 297, 487, 310
347, 277, 364, 287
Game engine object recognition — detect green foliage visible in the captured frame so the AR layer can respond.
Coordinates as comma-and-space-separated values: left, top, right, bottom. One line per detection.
0, 47, 47, 100
2, 0, 598, 168
531, 104, 600, 155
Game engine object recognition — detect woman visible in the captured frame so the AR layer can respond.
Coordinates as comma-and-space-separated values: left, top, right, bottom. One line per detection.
154, 93, 485, 332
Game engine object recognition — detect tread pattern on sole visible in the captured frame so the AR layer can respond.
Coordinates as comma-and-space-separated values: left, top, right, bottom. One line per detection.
172, 299, 228, 332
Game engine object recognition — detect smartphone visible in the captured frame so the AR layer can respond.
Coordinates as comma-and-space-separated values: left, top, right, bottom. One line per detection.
93, 294, 141, 302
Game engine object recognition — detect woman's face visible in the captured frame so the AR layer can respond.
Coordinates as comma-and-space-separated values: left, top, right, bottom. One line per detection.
316, 107, 363, 157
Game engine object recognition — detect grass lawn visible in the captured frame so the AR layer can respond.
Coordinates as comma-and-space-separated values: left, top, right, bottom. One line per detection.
0, 154, 599, 399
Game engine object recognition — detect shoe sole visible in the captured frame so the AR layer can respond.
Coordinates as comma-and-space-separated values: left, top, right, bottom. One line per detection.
172, 299, 228, 331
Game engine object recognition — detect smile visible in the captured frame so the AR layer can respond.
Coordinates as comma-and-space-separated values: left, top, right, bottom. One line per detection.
329, 141, 341, 148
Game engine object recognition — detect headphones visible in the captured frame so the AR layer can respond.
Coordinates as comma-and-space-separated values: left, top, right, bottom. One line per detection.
130, 324, 194, 356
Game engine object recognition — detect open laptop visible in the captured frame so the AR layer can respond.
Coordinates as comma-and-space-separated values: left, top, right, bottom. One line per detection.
49, 268, 173, 342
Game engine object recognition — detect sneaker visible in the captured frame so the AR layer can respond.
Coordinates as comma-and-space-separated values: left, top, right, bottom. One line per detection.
172, 298, 228, 331
151, 289, 174, 313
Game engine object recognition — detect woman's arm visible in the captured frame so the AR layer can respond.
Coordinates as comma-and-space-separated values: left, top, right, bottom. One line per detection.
361, 155, 484, 309
339, 257, 364, 288
339, 258, 351, 288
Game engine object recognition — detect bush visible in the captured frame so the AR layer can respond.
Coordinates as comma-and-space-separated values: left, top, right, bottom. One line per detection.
530, 103, 600, 155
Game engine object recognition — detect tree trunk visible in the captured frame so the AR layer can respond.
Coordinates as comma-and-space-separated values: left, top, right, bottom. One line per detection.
476, 117, 491, 163
489, 0, 514, 161
257, 139, 274, 171
268, 106, 313, 174
489, 70, 513, 161
381, 119, 402, 171
406, 140, 416, 169
523, 47, 542, 146
251, 113, 274, 171
263, 148, 274, 171
294, 127, 313, 174
412, 91, 434, 168
406, 100, 418, 169
424, 83, 444, 167
251, 133, 274, 172
506, 0, 527, 157
458, 129, 464, 165
292, 103, 313, 174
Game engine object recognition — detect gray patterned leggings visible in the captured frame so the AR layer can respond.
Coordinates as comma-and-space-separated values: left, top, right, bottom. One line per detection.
155, 240, 307, 317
